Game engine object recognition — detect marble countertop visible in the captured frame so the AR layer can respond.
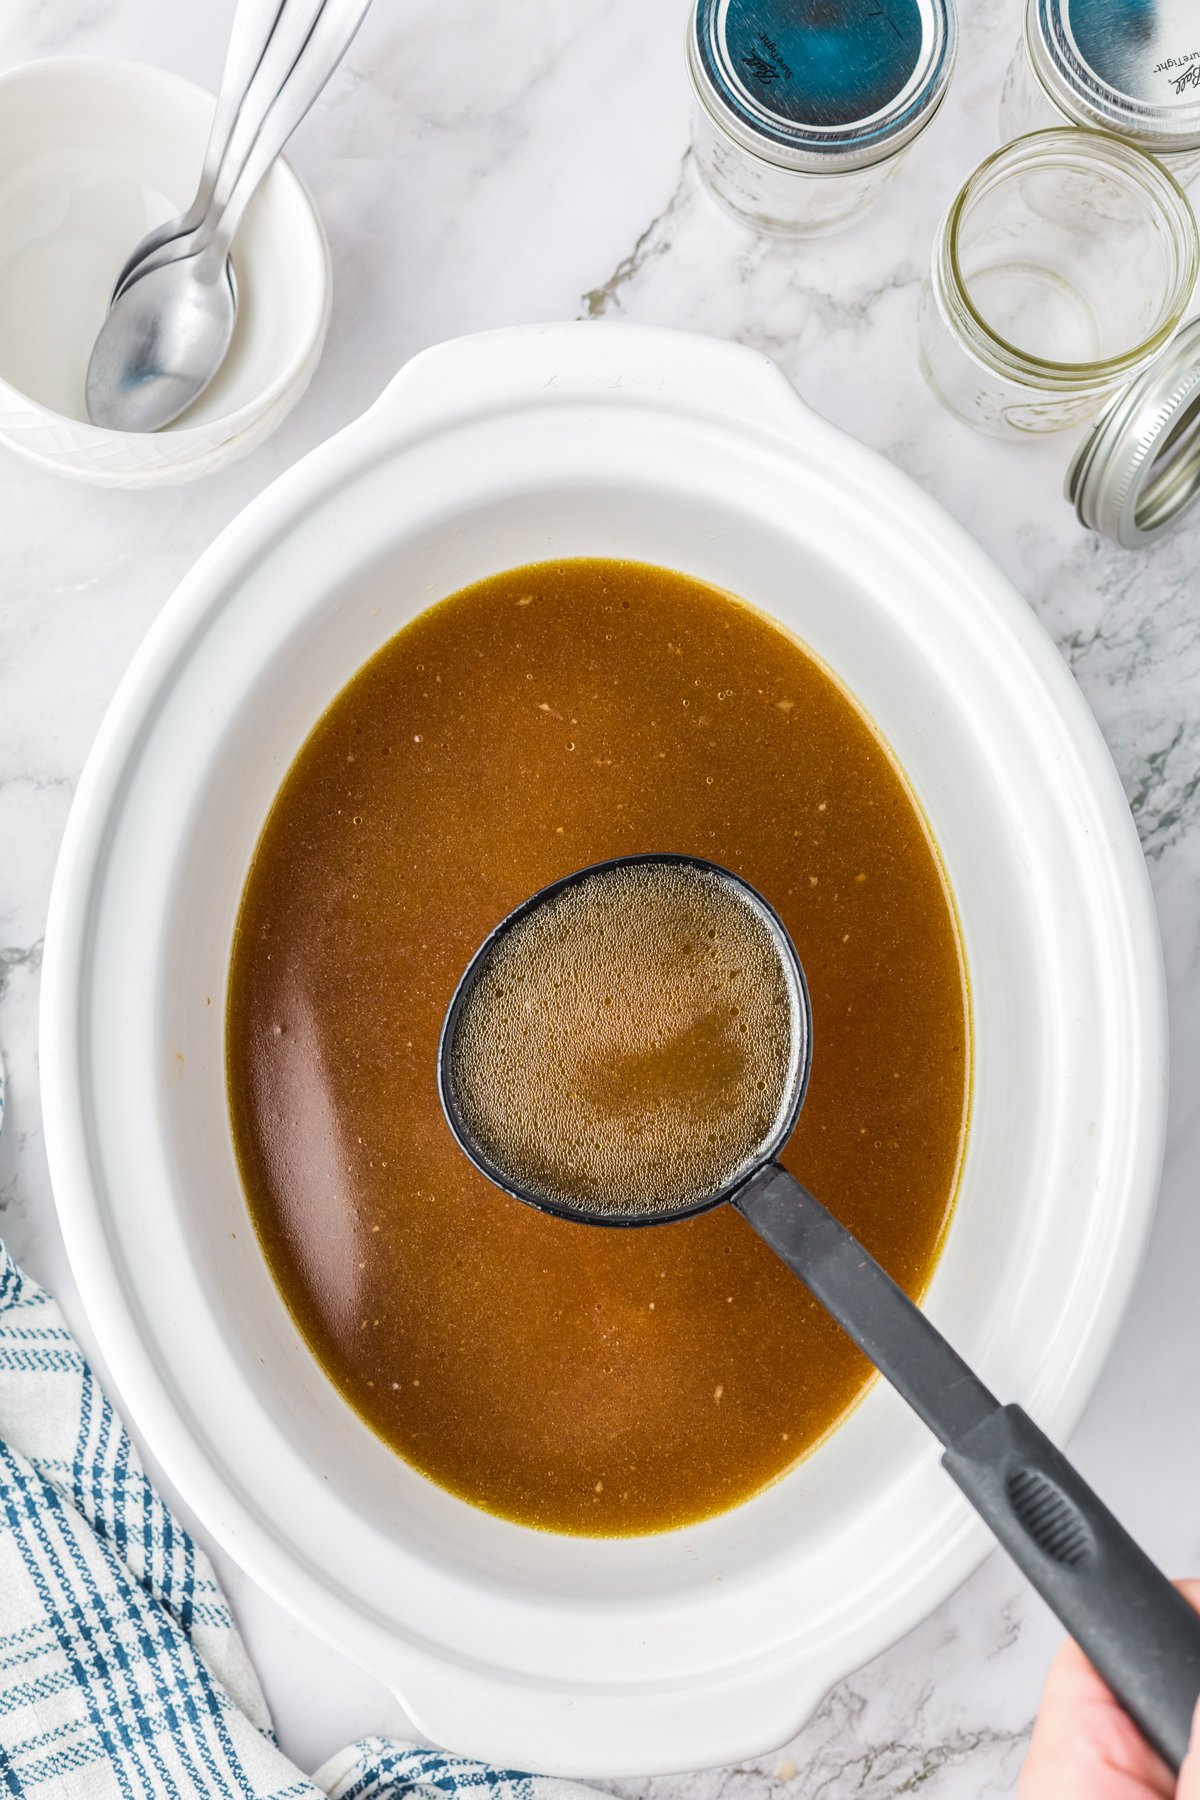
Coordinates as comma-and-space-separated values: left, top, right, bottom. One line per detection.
2, 1, 1199, 1794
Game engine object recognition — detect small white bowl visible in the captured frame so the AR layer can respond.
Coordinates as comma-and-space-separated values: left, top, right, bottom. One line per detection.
0, 57, 331, 486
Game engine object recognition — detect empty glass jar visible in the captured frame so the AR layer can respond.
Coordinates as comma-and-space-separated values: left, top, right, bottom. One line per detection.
918, 130, 1199, 439
687, 0, 957, 237
999, 0, 1200, 187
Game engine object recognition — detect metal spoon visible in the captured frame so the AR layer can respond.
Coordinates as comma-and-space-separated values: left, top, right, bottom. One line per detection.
110, 0, 327, 306
110, 0, 286, 300
440, 852, 1200, 1777
85, 0, 371, 432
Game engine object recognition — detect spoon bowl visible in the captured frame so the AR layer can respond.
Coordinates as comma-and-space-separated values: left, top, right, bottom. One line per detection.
86, 249, 237, 432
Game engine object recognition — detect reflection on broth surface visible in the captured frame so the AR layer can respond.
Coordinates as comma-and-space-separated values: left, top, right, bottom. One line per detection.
227, 558, 970, 1535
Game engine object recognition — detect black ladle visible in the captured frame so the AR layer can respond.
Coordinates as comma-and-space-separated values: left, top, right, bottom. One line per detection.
439, 853, 1200, 1774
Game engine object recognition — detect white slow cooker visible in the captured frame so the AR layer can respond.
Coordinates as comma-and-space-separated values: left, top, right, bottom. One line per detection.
40, 322, 1167, 1776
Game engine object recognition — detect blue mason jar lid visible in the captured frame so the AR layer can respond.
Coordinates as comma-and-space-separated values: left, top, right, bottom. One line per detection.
688, 0, 957, 173
1031, 0, 1200, 154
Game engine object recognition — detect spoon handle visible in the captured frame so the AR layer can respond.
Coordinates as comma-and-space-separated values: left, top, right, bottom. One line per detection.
198, 0, 291, 221
111, 0, 288, 294
735, 1162, 1200, 1774
206, 0, 330, 220
208, 0, 373, 257
113, 0, 339, 297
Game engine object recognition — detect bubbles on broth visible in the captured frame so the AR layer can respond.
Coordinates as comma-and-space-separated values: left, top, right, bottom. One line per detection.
446, 860, 801, 1218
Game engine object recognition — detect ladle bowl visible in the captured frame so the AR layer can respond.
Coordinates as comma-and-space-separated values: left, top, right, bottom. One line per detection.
437, 853, 813, 1229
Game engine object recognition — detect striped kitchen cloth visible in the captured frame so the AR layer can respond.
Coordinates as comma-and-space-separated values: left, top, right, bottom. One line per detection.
0, 1108, 599, 1800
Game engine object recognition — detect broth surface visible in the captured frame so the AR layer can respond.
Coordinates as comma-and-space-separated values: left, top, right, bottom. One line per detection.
228, 558, 969, 1535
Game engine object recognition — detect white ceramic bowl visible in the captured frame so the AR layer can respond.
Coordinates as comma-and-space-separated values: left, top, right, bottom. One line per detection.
0, 57, 331, 486
40, 323, 1167, 1775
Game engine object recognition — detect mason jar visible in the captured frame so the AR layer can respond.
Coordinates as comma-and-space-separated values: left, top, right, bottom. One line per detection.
998, 0, 1200, 187
687, 0, 957, 238
918, 130, 1199, 439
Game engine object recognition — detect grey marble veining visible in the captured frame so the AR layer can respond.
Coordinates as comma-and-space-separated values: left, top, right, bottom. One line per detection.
2, 0, 1199, 1793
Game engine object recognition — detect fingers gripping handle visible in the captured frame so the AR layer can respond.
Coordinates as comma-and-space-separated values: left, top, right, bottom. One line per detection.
943, 1405, 1200, 1773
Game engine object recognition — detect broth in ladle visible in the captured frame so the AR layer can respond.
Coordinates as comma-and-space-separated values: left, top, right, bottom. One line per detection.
444, 858, 801, 1219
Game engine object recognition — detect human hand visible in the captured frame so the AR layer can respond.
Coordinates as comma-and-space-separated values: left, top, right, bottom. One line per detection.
1020, 1582, 1200, 1799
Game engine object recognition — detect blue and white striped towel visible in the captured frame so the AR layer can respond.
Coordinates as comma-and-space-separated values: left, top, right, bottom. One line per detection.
0, 1228, 599, 1800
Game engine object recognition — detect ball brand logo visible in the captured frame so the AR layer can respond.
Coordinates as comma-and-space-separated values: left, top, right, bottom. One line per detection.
742, 32, 793, 86
1153, 51, 1200, 94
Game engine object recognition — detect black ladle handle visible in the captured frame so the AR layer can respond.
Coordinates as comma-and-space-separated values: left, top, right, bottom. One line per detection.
735, 1163, 1200, 1774
946, 1406, 1200, 1773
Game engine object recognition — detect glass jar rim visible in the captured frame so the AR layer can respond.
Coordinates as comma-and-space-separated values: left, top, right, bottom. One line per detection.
1027, 0, 1200, 156
938, 129, 1200, 388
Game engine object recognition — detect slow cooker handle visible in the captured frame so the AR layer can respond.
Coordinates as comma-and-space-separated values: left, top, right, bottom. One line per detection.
943, 1406, 1200, 1776
361, 322, 827, 445
736, 1164, 1200, 1775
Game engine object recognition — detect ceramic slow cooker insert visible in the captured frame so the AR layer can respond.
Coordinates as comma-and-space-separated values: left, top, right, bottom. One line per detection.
40, 322, 1166, 1777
